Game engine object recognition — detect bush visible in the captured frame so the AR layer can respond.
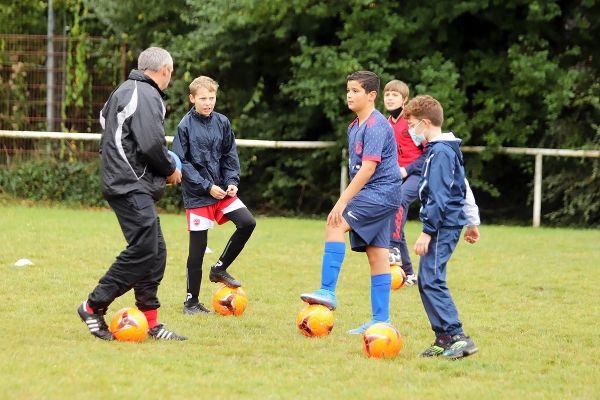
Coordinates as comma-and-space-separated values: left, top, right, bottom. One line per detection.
0, 160, 184, 212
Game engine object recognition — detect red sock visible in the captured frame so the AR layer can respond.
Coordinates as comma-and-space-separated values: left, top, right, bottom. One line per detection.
143, 309, 158, 329
85, 302, 95, 314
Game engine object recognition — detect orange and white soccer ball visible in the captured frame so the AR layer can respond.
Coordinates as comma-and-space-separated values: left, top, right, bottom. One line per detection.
296, 304, 334, 337
212, 286, 248, 316
362, 322, 403, 358
390, 265, 406, 290
109, 307, 148, 342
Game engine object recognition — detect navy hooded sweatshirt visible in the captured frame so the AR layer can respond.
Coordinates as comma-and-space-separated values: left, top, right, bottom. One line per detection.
418, 132, 468, 235
172, 108, 240, 209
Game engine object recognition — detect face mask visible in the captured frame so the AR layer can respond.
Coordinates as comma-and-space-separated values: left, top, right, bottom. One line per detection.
408, 120, 426, 146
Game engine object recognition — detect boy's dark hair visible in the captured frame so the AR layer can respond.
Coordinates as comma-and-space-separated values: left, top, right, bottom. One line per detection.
347, 71, 380, 93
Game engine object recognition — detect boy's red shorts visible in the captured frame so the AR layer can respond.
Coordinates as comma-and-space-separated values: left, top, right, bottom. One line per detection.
186, 196, 246, 231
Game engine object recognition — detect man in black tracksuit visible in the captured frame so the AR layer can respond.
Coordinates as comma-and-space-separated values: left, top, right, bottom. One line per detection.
77, 47, 186, 341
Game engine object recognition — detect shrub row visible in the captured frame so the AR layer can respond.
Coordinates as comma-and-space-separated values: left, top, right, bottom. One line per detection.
0, 160, 184, 212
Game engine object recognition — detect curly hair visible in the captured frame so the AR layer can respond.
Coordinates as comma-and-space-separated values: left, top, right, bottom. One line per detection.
403, 95, 444, 127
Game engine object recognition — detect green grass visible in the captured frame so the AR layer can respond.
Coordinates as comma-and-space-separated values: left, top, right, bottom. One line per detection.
1, 203, 599, 399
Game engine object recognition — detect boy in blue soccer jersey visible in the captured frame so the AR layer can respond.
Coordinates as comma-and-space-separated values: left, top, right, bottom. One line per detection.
405, 95, 479, 359
300, 71, 403, 334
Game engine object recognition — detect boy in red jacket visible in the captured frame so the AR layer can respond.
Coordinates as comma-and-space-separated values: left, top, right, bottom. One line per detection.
383, 80, 425, 285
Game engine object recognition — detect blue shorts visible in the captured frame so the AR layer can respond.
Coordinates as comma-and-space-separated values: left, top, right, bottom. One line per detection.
343, 193, 397, 252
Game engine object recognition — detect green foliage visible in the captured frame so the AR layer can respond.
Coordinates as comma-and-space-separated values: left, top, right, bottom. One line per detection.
4, 61, 29, 130
0, 0, 47, 34
0, 160, 183, 211
61, 0, 93, 132
4, 0, 600, 223
0, 160, 105, 206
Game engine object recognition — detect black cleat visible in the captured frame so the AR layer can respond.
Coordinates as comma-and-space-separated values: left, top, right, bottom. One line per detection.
148, 324, 188, 341
420, 335, 452, 357
77, 301, 114, 341
209, 267, 241, 288
442, 334, 478, 359
183, 301, 211, 315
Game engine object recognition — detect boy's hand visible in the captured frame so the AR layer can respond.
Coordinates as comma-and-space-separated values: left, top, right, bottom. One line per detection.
414, 232, 431, 256
400, 167, 408, 179
226, 185, 238, 197
210, 185, 227, 199
327, 201, 347, 227
166, 169, 182, 185
464, 226, 480, 244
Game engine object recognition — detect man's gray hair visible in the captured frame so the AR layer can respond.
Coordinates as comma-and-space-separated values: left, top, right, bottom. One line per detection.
138, 47, 173, 71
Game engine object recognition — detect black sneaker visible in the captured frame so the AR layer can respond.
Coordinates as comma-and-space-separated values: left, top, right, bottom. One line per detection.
420, 335, 452, 357
183, 301, 211, 315
209, 267, 241, 288
77, 301, 114, 341
442, 334, 478, 359
148, 324, 188, 341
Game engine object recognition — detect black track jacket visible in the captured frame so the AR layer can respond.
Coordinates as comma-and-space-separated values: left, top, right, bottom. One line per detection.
99, 70, 176, 201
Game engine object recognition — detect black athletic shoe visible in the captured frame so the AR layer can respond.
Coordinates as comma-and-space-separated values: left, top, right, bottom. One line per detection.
420, 335, 452, 357
148, 324, 188, 341
77, 301, 114, 341
209, 267, 241, 288
442, 334, 478, 359
183, 301, 211, 315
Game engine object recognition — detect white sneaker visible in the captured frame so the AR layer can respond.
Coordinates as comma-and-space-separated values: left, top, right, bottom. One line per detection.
405, 274, 417, 286
388, 247, 402, 265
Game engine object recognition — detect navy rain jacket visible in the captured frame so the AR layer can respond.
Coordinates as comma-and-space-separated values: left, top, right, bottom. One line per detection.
172, 108, 240, 209
418, 132, 468, 235
99, 69, 176, 201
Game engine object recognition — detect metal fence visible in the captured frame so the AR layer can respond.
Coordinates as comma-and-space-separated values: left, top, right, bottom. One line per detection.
0, 34, 128, 133
1, 129, 599, 227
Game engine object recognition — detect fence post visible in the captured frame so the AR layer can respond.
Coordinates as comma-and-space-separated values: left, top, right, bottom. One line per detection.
533, 153, 543, 227
340, 148, 347, 195
46, 0, 55, 132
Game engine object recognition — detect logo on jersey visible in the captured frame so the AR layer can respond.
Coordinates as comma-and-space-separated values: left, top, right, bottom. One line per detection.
355, 141, 363, 155
366, 115, 376, 128
193, 218, 200, 226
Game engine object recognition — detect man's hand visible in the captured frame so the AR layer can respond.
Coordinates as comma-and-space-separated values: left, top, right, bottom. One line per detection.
464, 226, 480, 244
210, 185, 227, 199
414, 232, 432, 256
226, 185, 238, 197
166, 169, 182, 185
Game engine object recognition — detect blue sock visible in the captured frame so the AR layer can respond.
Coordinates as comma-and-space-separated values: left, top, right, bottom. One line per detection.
371, 273, 391, 321
320, 242, 345, 292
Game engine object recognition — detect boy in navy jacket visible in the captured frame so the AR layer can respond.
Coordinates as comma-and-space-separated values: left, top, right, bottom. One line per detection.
405, 95, 479, 359
172, 76, 256, 315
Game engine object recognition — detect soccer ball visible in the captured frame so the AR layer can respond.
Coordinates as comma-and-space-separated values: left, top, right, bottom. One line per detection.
390, 265, 406, 290
362, 322, 403, 358
109, 307, 148, 342
168, 150, 182, 170
212, 286, 248, 316
296, 304, 334, 337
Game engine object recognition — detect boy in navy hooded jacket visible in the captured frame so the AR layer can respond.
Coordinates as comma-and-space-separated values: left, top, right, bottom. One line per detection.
172, 76, 256, 315
404, 95, 480, 359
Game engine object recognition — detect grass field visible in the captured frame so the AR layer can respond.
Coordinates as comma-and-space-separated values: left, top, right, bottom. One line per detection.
1, 203, 599, 399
